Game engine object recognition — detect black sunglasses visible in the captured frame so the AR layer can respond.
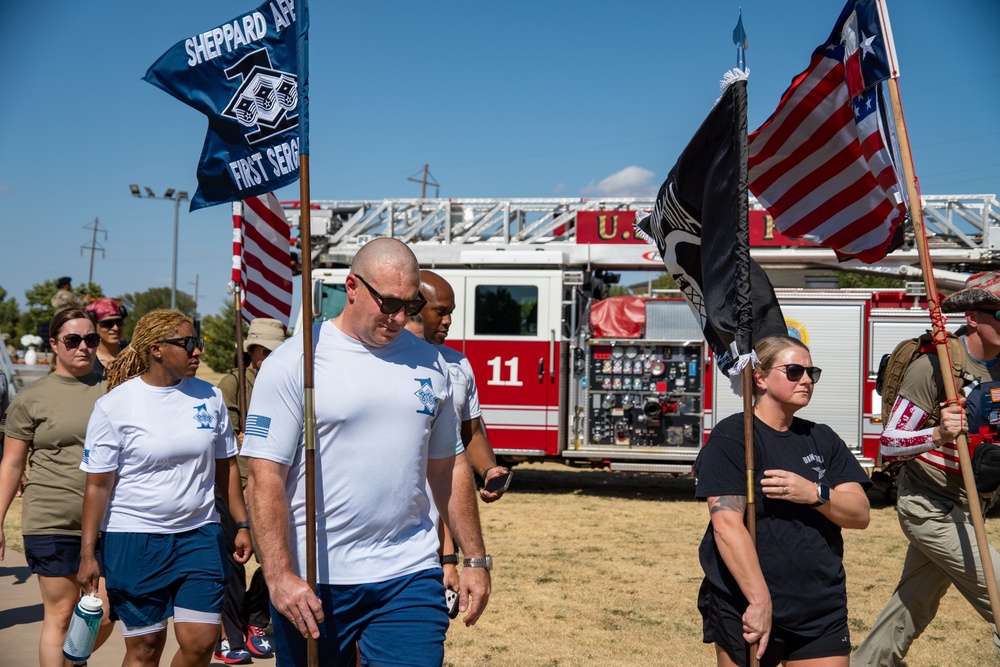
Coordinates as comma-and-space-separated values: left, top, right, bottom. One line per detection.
771, 364, 822, 383
60, 333, 101, 349
353, 274, 426, 317
162, 336, 205, 354
98, 317, 125, 329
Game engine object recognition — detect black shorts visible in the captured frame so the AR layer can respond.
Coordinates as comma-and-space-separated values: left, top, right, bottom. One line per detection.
23, 534, 102, 578
698, 582, 851, 667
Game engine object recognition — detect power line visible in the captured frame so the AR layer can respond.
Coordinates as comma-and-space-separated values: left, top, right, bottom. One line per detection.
80, 218, 107, 286
407, 164, 440, 198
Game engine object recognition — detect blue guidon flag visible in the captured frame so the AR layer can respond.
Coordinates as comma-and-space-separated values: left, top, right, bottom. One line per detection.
145, 0, 307, 211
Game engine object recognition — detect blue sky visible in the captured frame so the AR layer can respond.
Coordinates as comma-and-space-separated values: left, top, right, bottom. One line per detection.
1, 0, 998, 319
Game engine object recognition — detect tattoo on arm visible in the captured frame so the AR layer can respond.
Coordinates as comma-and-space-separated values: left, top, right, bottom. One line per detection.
709, 495, 747, 515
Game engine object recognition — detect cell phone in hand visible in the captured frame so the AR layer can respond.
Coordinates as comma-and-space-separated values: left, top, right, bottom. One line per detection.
483, 470, 512, 494
445, 588, 460, 618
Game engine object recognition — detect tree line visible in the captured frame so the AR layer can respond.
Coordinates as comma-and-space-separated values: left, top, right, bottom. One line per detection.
1, 280, 246, 374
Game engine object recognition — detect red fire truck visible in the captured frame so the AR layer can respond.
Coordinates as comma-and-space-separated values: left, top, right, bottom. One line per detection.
287, 195, 1000, 475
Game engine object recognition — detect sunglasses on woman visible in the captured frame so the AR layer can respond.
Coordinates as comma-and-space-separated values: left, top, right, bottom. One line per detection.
353, 274, 427, 316
98, 317, 125, 329
60, 333, 102, 349
771, 364, 822, 383
162, 336, 205, 354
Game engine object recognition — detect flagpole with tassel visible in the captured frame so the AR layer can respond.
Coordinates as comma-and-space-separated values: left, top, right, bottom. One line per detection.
876, 0, 1000, 625
733, 12, 761, 667
294, 3, 319, 665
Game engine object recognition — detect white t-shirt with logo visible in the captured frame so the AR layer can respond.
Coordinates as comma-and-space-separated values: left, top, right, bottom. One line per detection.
240, 321, 463, 585
439, 345, 481, 423
81, 377, 237, 533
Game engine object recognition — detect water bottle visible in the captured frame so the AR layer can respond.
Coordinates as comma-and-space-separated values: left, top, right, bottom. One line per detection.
63, 595, 103, 662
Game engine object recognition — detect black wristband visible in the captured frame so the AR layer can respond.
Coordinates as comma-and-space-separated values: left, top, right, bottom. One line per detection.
235, 521, 251, 530
440, 554, 459, 565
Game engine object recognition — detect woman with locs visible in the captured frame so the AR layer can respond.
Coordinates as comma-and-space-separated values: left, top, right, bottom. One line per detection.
77, 309, 252, 667
695, 334, 872, 667
0, 308, 115, 667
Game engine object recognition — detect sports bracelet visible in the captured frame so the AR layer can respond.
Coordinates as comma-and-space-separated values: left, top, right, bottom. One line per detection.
440, 554, 459, 565
235, 521, 251, 530
481, 466, 496, 479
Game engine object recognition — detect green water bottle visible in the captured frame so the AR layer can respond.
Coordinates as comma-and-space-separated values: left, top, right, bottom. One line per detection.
63, 595, 103, 662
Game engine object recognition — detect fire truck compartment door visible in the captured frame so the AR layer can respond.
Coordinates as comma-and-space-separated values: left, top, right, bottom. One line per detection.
456, 272, 561, 456
712, 299, 866, 455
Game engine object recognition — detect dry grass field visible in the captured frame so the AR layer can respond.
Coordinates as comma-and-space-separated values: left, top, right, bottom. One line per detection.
440, 464, 1000, 667
5, 464, 1000, 665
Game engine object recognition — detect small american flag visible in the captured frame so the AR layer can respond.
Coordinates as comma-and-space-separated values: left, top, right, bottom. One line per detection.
244, 414, 272, 439
232, 193, 293, 327
748, 0, 904, 264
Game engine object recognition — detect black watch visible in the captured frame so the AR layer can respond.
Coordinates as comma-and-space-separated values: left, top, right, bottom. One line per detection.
440, 554, 459, 565
810, 483, 831, 508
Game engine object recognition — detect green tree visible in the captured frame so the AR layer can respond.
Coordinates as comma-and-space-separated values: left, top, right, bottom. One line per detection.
119, 288, 196, 340
201, 299, 248, 373
22, 279, 104, 345
0, 286, 22, 345
838, 272, 904, 289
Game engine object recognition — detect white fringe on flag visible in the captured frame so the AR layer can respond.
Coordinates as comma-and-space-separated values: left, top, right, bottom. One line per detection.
717, 68, 748, 104
727, 343, 761, 397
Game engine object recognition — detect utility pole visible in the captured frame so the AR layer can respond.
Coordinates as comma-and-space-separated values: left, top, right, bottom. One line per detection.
189, 274, 202, 320
407, 163, 440, 198
80, 218, 107, 285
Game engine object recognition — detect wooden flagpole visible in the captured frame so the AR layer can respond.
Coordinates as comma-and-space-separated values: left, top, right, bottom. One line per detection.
742, 364, 759, 667
295, 2, 318, 665
886, 77, 1000, 626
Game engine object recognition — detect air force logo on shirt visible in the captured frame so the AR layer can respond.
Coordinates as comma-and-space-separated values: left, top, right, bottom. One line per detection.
193, 403, 214, 430
413, 378, 437, 416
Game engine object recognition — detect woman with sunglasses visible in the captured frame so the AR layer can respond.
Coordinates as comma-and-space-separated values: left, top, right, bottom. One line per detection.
85, 298, 127, 378
77, 309, 252, 667
0, 308, 115, 667
694, 334, 871, 667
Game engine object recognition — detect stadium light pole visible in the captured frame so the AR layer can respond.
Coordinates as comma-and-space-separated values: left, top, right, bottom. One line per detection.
129, 185, 189, 309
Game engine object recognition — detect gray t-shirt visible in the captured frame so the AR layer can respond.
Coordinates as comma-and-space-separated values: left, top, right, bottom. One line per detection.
3, 372, 104, 534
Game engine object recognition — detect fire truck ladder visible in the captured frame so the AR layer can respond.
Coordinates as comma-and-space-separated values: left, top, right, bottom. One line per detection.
284, 194, 1000, 272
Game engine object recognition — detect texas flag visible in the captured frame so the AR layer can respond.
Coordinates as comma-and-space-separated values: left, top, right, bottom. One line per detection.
839, 0, 894, 97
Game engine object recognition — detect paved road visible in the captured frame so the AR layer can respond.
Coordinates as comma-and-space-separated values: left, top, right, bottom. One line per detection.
0, 549, 266, 666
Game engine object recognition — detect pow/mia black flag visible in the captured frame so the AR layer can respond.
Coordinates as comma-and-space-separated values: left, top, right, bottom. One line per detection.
637, 72, 785, 379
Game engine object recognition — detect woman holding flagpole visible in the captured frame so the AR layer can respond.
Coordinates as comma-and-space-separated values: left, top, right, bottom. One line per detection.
694, 334, 871, 667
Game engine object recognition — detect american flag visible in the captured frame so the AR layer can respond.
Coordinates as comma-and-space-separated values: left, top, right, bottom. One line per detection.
244, 414, 272, 439
748, 0, 905, 264
232, 193, 293, 327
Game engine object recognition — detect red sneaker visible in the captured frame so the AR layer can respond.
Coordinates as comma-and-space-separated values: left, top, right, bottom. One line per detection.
246, 625, 274, 658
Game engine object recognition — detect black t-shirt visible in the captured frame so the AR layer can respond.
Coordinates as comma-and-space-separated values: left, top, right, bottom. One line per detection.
694, 412, 872, 636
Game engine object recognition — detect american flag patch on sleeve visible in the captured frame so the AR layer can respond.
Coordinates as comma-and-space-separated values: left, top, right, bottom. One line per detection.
244, 414, 272, 439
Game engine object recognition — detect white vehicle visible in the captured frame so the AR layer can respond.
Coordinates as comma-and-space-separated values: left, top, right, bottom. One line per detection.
287, 195, 1000, 475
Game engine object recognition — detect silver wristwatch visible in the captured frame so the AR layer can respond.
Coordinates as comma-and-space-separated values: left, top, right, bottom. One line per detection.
462, 555, 493, 571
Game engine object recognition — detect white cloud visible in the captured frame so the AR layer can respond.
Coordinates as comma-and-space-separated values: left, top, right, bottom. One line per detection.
581, 166, 658, 197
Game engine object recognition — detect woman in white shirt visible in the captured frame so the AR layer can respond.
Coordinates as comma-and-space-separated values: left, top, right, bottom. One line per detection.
77, 309, 252, 667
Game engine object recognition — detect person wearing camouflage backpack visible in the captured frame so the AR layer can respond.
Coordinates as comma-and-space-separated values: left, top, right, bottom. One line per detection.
854, 271, 1000, 666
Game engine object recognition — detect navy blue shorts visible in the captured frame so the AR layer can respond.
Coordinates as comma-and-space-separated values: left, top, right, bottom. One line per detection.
271, 568, 449, 667
102, 524, 227, 629
698, 582, 851, 667
23, 534, 102, 578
